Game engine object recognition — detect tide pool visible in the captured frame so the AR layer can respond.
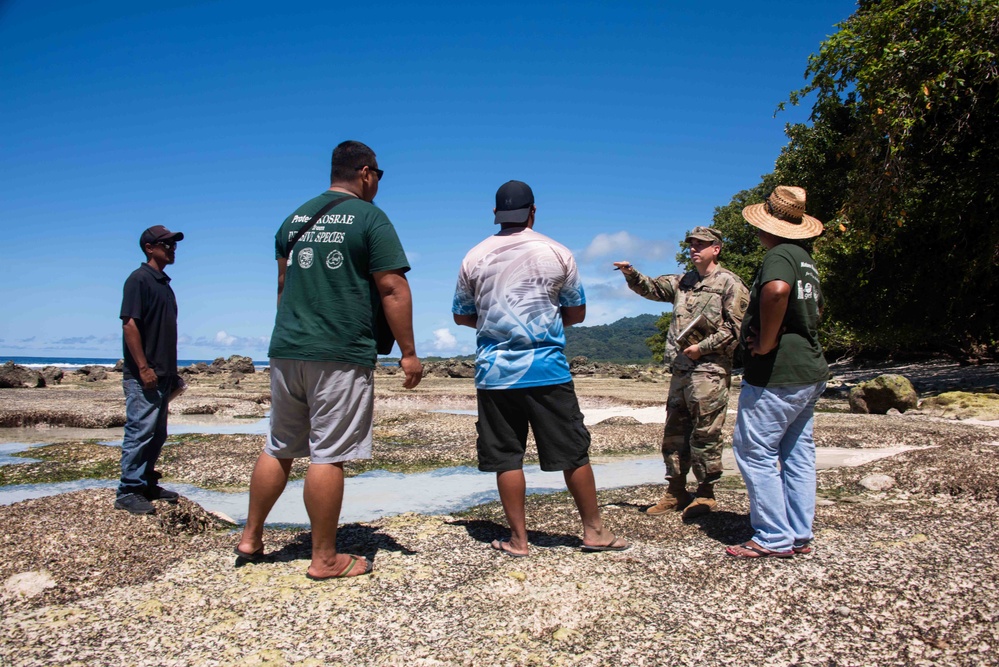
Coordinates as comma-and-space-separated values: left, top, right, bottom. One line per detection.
0, 456, 667, 524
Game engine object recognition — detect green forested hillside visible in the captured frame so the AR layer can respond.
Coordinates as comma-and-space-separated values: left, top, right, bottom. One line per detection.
564, 313, 660, 363
411, 313, 663, 364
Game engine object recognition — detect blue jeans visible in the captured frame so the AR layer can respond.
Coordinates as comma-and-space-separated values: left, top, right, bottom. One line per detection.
732, 381, 826, 551
118, 377, 173, 497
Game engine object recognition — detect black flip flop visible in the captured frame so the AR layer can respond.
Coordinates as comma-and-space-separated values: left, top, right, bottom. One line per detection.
233, 546, 265, 562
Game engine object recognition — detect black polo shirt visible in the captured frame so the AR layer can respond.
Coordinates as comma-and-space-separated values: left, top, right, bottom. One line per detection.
120, 263, 178, 380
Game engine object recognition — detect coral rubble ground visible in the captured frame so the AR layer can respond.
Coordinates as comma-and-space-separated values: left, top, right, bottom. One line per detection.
1, 360, 997, 666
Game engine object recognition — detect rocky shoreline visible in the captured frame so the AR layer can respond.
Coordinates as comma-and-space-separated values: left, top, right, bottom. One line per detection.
1, 358, 998, 665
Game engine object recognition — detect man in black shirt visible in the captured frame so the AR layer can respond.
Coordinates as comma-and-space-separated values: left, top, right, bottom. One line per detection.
116, 225, 184, 515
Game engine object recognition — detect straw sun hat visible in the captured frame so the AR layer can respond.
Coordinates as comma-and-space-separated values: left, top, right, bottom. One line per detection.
741, 186, 824, 239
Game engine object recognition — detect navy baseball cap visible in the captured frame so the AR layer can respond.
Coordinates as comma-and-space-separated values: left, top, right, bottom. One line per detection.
494, 180, 534, 224
139, 225, 184, 248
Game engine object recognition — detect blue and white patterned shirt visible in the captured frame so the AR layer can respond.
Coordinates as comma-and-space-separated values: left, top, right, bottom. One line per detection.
452, 227, 585, 389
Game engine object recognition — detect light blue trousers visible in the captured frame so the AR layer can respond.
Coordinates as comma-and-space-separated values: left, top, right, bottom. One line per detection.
732, 381, 826, 551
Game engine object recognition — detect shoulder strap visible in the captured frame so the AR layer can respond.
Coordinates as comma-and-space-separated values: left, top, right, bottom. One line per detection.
286, 195, 353, 252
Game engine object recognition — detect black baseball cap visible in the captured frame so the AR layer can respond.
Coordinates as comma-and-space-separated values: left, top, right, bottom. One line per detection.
494, 180, 534, 224
139, 225, 184, 249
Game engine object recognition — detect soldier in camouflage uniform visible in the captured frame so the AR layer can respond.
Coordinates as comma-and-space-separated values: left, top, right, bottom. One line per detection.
614, 226, 748, 518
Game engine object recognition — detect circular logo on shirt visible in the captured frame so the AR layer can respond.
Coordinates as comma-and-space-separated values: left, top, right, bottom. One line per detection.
325, 249, 344, 270
297, 247, 314, 269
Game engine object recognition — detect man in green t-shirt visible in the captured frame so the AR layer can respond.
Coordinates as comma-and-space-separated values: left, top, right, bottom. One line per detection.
236, 141, 423, 579
726, 186, 828, 559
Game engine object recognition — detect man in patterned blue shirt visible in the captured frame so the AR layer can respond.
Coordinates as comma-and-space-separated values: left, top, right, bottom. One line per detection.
452, 180, 630, 557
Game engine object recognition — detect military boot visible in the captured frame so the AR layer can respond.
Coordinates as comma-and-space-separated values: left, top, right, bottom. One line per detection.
681, 482, 718, 519
645, 478, 692, 516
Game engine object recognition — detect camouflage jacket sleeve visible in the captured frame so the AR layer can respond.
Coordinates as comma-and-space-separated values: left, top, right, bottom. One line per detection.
625, 271, 680, 304
696, 272, 749, 357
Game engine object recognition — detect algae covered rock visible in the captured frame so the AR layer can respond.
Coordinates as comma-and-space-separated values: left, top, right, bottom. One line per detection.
918, 390, 999, 421
849, 374, 918, 414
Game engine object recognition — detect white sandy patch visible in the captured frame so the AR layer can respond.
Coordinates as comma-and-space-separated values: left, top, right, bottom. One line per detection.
583, 405, 740, 425
819, 446, 925, 468
583, 405, 666, 425
963, 418, 999, 428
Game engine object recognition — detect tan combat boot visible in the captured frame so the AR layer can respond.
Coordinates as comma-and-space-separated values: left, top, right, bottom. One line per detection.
681, 483, 717, 519
645, 479, 692, 516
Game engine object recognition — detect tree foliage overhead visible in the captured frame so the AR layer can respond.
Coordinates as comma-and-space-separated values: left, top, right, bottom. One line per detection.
718, 0, 998, 357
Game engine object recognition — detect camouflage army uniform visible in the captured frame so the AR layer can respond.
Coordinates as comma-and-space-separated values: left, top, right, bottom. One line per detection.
626, 267, 748, 484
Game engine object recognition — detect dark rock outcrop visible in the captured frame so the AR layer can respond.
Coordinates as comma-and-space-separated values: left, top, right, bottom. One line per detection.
205, 355, 256, 374
40, 366, 64, 385
0, 362, 44, 388
220, 355, 256, 374
423, 360, 476, 379
75, 366, 108, 382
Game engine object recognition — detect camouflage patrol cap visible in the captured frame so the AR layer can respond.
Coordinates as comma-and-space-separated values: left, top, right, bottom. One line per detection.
685, 226, 723, 244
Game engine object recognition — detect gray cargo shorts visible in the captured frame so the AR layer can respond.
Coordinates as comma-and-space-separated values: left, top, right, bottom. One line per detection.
266, 358, 374, 463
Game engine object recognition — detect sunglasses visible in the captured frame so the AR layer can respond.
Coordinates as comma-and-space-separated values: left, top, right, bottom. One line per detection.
356, 165, 384, 181
156, 241, 177, 250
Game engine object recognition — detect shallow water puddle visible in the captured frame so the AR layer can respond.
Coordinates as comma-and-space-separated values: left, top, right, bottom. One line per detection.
0, 447, 915, 525
434, 406, 672, 426
0, 443, 41, 465
0, 458, 668, 524
0, 418, 272, 452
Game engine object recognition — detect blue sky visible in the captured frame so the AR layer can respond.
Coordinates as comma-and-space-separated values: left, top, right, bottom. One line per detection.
0, 0, 857, 360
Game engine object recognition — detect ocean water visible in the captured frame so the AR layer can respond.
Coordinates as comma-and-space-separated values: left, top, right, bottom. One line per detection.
0, 356, 403, 371
0, 356, 270, 371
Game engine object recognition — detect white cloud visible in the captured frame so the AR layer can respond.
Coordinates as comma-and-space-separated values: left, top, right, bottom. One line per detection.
579, 231, 674, 263
431, 328, 458, 352
582, 278, 636, 301
418, 327, 475, 357
184, 331, 271, 357
575, 275, 673, 326
215, 330, 237, 346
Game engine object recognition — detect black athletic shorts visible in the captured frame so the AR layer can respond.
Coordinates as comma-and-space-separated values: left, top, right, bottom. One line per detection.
475, 382, 591, 472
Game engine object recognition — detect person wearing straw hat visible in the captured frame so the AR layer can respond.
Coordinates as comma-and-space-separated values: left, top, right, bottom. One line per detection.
725, 186, 828, 559
614, 227, 749, 519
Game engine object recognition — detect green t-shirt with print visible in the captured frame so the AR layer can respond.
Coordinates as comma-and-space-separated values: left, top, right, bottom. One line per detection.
267, 191, 409, 368
741, 243, 828, 387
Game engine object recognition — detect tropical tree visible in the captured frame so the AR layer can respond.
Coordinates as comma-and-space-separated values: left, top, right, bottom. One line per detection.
675, 180, 777, 288
789, 0, 999, 357
645, 312, 673, 363
715, 0, 999, 358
